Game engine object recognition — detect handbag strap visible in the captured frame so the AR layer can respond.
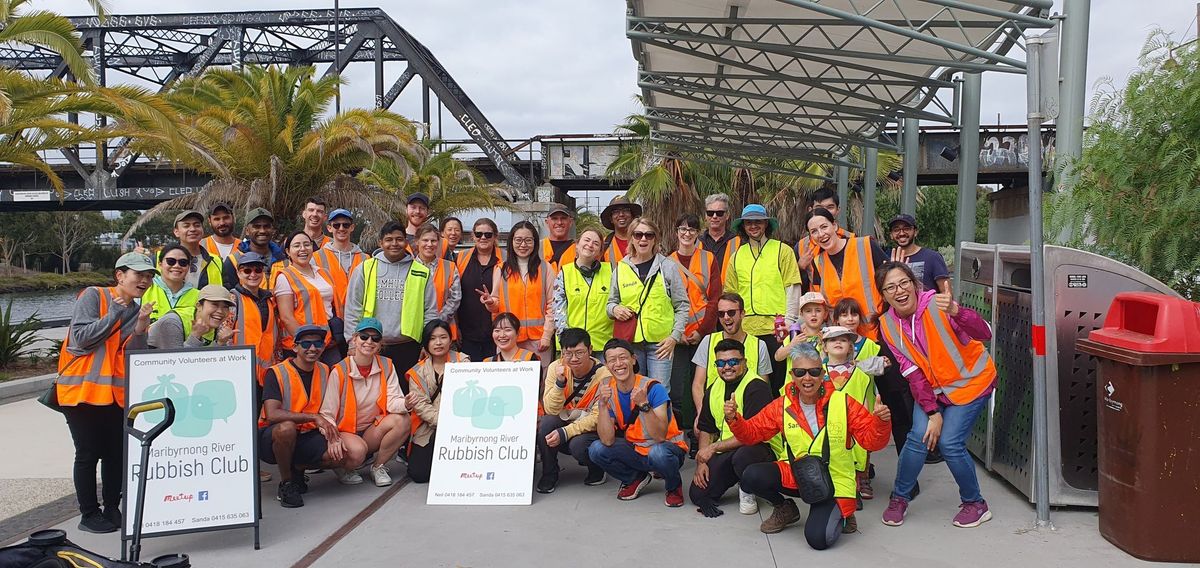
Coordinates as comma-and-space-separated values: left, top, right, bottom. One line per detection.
631, 271, 660, 316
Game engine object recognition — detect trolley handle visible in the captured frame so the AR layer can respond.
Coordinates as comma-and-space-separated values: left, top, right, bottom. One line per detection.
126, 398, 175, 444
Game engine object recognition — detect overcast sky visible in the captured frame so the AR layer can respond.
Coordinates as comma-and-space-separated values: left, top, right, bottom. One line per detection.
36, 0, 1200, 151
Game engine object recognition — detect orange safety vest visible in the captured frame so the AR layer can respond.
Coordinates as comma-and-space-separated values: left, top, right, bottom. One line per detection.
541, 238, 577, 275
560, 366, 602, 412
454, 248, 505, 275
606, 375, 688, 455
880, 304, 996, 406
407, 352, 470, 450
228, 248, 287, 288
484, 348, 537, 363
602, 234, 629, 266
200, 235, 237, 259
799, 228, 853, 286
259, 360, 330, 431
331, 355, 395, 433
704, 234, 742, 288
313, 246, 365, 316
232, 290, 277, 385
276, 265, 333, 350
669, 249, 714, 337
56, 287, 129, 407
495, 260, 552, 342
814, 235, 881, 338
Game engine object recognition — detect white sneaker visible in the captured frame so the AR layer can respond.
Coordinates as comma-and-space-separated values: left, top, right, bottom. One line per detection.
335, 468, 363, 485
371, 464, 393, 487
739, 488, 759, 515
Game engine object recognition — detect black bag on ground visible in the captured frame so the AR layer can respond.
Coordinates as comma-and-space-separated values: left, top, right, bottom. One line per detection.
784, 401, 836, 505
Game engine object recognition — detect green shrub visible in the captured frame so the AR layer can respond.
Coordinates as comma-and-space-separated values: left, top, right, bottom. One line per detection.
0, 299, 42, 368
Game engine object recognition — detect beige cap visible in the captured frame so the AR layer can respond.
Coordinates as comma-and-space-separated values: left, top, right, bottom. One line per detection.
821, 325, 857, 342
196, 284, 234, 305
798, 291, 829, 310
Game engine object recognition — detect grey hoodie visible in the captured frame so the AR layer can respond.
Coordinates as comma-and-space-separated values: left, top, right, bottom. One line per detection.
343, 250, 438, 343
605, 253, 691, 343
320, 241, 364, 272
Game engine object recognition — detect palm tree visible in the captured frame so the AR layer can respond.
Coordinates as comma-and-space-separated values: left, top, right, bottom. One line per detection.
357, 138, 516, 225
125, 64, 425, 238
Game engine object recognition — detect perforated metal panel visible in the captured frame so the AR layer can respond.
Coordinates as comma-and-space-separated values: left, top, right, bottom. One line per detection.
991, 287, 1034, 492
959, 280, 993, 466
1056, 308, 1103, 491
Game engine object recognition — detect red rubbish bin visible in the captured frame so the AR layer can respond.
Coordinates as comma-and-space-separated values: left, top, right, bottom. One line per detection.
1077, 292, 1200, 563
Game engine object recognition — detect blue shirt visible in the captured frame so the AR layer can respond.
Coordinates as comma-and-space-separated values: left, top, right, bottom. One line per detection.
613, 381, 670, 423
887, 246, 950, 292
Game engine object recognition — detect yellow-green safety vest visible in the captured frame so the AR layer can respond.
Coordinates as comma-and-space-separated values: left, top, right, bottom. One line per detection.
560, 262, 614, 352
704, 332, 762, 388
732, 239, 786, 318
173, 307, 217, 345
781, 390, 856, 499
142, 283, 198, 323
156, 248, 223, 288
361, 257, 429, 342
707, 374, 783, 457
829, 361, 876, 472
614, 261, 673, 344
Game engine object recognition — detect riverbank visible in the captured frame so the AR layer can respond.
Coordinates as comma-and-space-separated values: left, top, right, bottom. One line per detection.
0, 272, 110, 294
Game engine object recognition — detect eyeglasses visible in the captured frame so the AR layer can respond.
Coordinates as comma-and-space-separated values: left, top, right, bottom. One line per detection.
705, 210, 726, 218
474, 231, 494, 239
632, 231, 655, 241
714, 357, 742, 368
296, 339, 324, 350
676, 226, 699, 235
717, 309, 740, 318
357, 333, 382, 343
512, 237, 535, 245
791, 367, 824, 377
239, 265, 264, 274
881, 278, 915, 295
330, 222, 352, 230
162, 257, 188, 267
562, 349, 590, 360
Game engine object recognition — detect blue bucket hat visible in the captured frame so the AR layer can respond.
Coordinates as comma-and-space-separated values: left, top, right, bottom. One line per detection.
731, 204, 779, 235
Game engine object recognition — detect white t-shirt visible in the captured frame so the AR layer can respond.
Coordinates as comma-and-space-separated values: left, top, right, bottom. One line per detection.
274, 267, 335, 319
692, 334, 773, 376
216, 241, 235, 259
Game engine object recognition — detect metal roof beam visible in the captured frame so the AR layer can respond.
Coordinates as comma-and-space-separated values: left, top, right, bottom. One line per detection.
657, 151, 834, 182
643, 97, 880, 146
629, 15, 1028, 28
656, 141, 845, 176
652, 133, 858, 169
649, 69, 954, 89
645, 108, 900, 151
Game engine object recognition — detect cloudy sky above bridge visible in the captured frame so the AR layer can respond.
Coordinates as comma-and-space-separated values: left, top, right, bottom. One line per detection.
39, 0, 1199, 144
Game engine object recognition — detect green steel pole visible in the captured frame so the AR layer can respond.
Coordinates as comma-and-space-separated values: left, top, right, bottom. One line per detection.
1057, 0, 1090, 194
901, 117, 919, 216
863, 146, 878, 237
953, 72, 982, 297
836, 165, 849, 226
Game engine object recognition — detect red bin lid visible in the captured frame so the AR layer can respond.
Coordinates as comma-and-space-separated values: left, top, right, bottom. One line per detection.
1086, 292, 1200, 353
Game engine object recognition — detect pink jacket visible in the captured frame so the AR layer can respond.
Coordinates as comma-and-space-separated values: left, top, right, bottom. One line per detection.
882, 289, 994, 412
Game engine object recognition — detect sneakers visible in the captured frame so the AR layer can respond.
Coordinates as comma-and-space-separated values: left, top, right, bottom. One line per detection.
926, 448, 945, 464
843, 513, 859, 534
78, 511, 119, 534
738, 488, 759, 515
371, 464, 393, 487
336, 468, 364, 485
102, 506, 122, 528
759, 499, 801, 534
583, 467, 608, 486
858, 474, 874, 500
536, 474, 558, 494
616, 473, 651, 501
277, 481, 304, 508
665, 487, 684, 508
259, 469, 272, 483
292, 471, 310, 494
953, 500, 992, 528
882, 496, 908, 526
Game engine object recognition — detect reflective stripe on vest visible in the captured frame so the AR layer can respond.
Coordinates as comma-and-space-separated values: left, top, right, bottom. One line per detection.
607, 375, 688, 455
780, 390, 856, 499
670, 249, 712, 337
143, 284, 198, 323
705, 332, 761, 388
332, 356, 393, 433
561, 363, 603, 412
362, 258, 429, 342
497, 260, 551, 342
427, 258, 457, 313
880, 305, 995, 405
831, 362, 877, 472
484, 348, 536, 362
233, 291, 276, 385
259, 360, 330, 431
707, 375, 782, 456
614, 260, 674, 344
732, 240, 786, 317
313, 246, 365, 316
602, 235, 627, 266
278, 266, 331, 349
814, 236, 881, 319
560, 262, 614, 352
57, 287, 127, 407
710, 235, 742, 287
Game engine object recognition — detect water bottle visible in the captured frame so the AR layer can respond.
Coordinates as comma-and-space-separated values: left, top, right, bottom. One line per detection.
774, 315, 786, 341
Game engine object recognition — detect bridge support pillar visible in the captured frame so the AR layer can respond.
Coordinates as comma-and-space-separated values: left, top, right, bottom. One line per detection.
835, 165, 849, 226
953, 72, 982, 296
901, 117, 919, 216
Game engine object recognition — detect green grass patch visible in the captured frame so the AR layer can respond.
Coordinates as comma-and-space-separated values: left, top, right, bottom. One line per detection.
0, 272, 112, 294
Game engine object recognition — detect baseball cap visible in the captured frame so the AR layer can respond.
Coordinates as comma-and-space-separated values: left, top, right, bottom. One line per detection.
547, 203, 575, 218
173, 210, 203, 225
295, 324, 328, 342
115, 252, 156, 272
196, 284, 235, 305
887, 214, 918, 229
406, 192, 430, 206
798, 292, 829, 310
237, 251, 268, 267
209, 201, 233, 216
328, 208, 353, 222
355, 317, 383, 334
244, 207, 274, 225
821, 325, 857, 342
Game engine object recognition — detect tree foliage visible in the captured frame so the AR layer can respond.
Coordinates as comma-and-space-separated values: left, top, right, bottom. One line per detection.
1048, 30, 1200, 299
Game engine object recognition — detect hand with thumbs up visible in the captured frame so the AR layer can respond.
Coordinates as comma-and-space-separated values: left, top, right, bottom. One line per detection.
933, 291, 960, 317
723, 398, 739, 423
871, 394, 891, 422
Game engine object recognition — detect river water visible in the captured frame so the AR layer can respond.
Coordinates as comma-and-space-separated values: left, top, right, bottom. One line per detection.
1, 289, 81, 323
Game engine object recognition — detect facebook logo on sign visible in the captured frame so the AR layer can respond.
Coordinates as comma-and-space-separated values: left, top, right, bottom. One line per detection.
486, 472, 495, 480
197, 491, 209, 501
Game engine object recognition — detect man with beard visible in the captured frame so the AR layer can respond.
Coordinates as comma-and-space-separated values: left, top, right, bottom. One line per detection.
200, 202, 238, 261
222, 208, 288, 288
301, 197, 331, 248
886, 214, 950, 294
600, 195, 640, 265
404, 192, 431, 244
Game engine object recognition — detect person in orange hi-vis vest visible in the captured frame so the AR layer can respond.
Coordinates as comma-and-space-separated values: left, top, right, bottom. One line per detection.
440, 217, 464, 261
453, 218, 504, 362
668, 212, 720, 442
542, 203, 577, 275
589, 338, 690, 508
698, 193, 742, 288
321, 318, 411, 488
412, 224, 462, 331
796, 188, 854, 282
57, 252, 156, 534
600, 195, 640, 266
404, 320, 470, 484
313, 208, 365, 321
200, 201, 238, 261
479, 220, 553, 370
301, 196, 331, 249
275, 231, 341, 364
536, 327, 613, 494
231, 251, 279, 395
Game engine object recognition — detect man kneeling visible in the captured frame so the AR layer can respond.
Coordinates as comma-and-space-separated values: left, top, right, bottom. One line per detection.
259, 325, 362, 508
588, 339, 690, 507
322, 317, 411, 488
537, 328, 611, 493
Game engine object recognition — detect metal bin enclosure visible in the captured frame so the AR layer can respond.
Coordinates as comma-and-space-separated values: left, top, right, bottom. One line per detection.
958, 243, 997, 469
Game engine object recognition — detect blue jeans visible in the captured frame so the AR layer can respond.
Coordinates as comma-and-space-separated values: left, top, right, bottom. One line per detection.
632, 342, 672, 392
588, 438, 686, 491
893, 394, 990, 503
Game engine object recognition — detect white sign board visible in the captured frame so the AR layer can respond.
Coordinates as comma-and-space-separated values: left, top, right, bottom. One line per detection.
427, 361, 539, 505
124, 347, 258, 538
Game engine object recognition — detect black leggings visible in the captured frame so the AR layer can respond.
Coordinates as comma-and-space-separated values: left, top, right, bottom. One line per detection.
381, 342, 423, 394
740, 462, 845, 550
875, 340, 915, 454
63, 403, 125, 515
756, 334, 787, 393
408, 434, 436, 484
688, 443, 775, 507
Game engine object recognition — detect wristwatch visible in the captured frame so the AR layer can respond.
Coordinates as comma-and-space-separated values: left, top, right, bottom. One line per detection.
638, 403, 653, 412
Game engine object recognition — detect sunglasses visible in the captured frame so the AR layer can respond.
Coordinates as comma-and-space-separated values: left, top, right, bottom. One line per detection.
239, 265, 264, 274
357, 333, 382, 343
474, 231, 494, 239
714, 357, 742, 368
717, 309, 740, 318
791, 367, 824, 378
330, 222, 353, 230
705, 210, 727, 217
632, 231, 656, 241
162, 257, 188, 267
296, 339, 324, 350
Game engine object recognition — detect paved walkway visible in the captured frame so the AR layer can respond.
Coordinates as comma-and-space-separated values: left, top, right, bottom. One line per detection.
0, 394, 1161, 567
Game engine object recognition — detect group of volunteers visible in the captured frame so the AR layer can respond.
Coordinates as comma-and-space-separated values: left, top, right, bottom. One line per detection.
56, 187, 995, 550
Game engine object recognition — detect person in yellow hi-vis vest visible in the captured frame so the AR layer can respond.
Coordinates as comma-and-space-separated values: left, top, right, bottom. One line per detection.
343, 221, 439, 379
